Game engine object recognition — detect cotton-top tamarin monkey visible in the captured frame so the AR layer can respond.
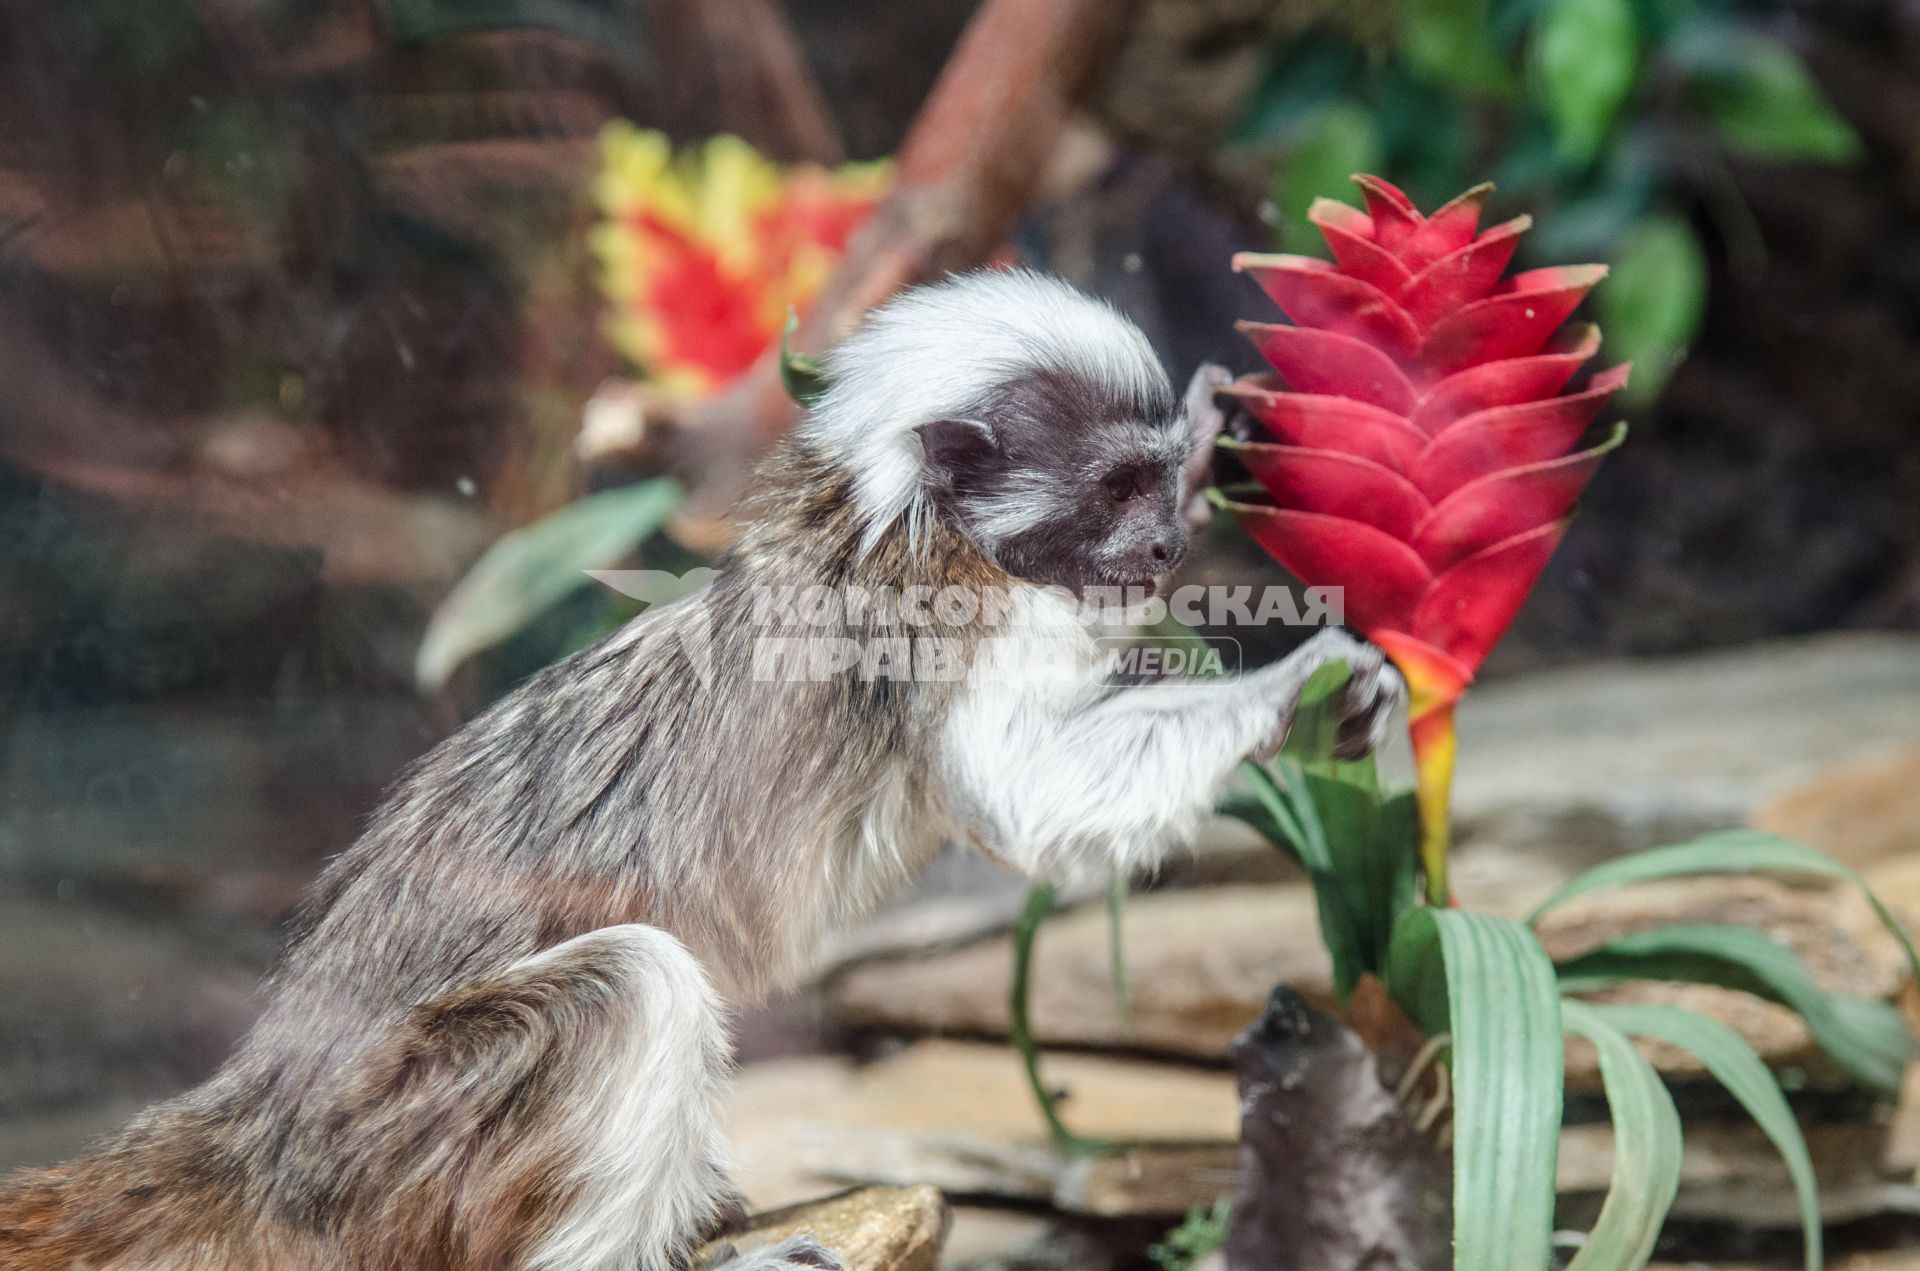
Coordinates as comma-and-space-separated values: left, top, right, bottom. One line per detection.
0, 272, 1401, 1270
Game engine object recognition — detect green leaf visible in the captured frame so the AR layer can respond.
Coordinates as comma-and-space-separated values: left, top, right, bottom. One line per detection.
1557, 923, 1911, 1096
1374, 64, 1474, 202
1596, 1002, 1823, 1271
1216, 787, 1295, 861
1560, 1000, 1683, 1271
1519, 136, 1659, 260
1245, 763, 1352, 997
1531, 0, 1639, 166
1401, 0, 1518, 98
1219, 654, 1418, 997
1243, 760, 1362, 990
1308, 778, 1419, 984
1149, 1198, 1233, 1271
415, 478, 681, 689
1272, 104, 1382, 253
1528, 827, 1920, 983
1232, 35, 1362, 146
780, 308, 830, 407
1673, 26, 1863, 163
1599, 214, 1706, 407
1389, 910, 1564, 1271
1624, 0, 1699, 43
1278, 661, 1371, 781
1235, 742, 1418, 1000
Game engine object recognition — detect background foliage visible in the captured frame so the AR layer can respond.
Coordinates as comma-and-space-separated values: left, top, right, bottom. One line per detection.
1238, 0, 1859, 405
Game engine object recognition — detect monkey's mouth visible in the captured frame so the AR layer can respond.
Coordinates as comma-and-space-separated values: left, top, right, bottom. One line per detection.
1089, 576, 1158, 599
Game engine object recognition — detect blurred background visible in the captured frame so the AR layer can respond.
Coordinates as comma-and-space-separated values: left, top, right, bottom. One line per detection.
3, 1, 1920, 1266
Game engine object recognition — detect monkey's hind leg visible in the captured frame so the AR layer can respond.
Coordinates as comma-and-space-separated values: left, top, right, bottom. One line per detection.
345, 924, 758, 1271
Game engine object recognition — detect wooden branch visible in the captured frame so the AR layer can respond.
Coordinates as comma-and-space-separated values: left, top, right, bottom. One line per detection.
649, 0, 847, 166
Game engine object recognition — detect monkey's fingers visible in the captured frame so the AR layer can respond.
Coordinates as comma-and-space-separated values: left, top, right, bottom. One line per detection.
1254, 702, 1299, 763
1180, 362, 1233, 532
1331, 654, 1404, 762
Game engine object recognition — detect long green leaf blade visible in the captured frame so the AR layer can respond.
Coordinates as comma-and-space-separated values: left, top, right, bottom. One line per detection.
1236, 759, 1311, 864
415, 477, 681, 689
1557, 923, 1911, 1096
1256, 759, 1375, 1000
1527, 828, 1919, 982
1390, 909, 1564, 1271
1009, 884, 1110, 1157
1596, 1002, 1822, 1271
1561, 1000, 1683, 1271
1216, 786, 1296, 861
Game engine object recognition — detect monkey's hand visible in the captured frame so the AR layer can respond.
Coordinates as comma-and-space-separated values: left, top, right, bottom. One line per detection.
1251, 629, 1404, 763
702, 1233, 843, 1271
1180, 362, 1234, 533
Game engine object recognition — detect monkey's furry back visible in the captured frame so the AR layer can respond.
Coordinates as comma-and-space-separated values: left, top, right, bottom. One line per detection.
0, 269, 1169, 1269
0, 442, 1009, 1268
282, 442, 1002, 1011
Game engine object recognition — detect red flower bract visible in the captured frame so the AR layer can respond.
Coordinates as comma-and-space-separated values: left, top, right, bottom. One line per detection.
1219, 176, 1627, 902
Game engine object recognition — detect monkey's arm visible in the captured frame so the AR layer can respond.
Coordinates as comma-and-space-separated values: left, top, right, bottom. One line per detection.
940, 628, 1400, 882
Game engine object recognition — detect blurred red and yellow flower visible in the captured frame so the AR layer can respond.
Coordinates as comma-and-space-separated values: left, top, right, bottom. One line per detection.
593, 125, 890, 398
1218, 176, 1626, 904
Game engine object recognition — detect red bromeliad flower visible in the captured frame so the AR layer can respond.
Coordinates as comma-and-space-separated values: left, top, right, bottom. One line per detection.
1217, 176, 1627, 904
594, 126, 890, 399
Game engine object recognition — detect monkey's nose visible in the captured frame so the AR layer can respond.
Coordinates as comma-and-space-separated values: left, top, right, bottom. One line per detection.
1150, 541, 1171, 564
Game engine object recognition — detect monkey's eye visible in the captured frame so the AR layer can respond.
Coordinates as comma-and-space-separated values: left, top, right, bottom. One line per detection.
1103, 467, 1145, 503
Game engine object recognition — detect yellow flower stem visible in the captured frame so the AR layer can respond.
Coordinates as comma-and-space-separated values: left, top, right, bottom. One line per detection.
1410, 699, 1458, 907
1373, 632, 1471, 910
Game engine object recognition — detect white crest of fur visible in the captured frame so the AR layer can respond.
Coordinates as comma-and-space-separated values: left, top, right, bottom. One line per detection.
798, 270, 1169, 554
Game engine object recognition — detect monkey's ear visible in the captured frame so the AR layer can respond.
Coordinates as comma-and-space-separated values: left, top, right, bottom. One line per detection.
914, 418, 998, 485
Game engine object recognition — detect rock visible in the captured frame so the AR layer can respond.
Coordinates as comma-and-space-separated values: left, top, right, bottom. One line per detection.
1752, 743, 1920, 871
943, 1220, 1138, 1271
1861, 851, 1920, 936
808, 845, 1108, 984
1540, 875, 1911, 1089
727, 1041, 1238, 1218
1451, 634, 1920, 859
1557, 1117, 1904, 1228
1874, 1060, 1920, 1180
829, 876, 1909, 1093
1059, 1143, 1240, 1219
702, 1185, 948, 1271
939, 1207, 1056, 1269
830, 885, 1335, 1062
729, 1040, 1920, 1241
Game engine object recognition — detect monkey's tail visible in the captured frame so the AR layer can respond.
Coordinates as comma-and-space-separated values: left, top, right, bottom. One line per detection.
0, 1159, 129, 1269
0, 1105, 248, 1270
0, 1168, 60, 1256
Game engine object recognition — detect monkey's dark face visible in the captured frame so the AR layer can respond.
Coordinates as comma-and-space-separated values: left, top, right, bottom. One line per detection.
916, 368, 1193, 595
